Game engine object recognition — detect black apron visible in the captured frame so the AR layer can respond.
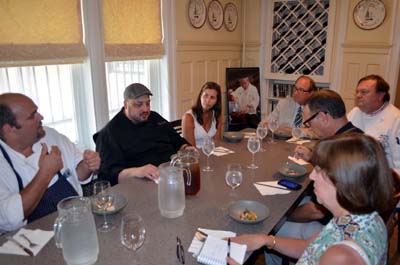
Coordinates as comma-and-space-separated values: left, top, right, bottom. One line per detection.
0, 144, 78, 223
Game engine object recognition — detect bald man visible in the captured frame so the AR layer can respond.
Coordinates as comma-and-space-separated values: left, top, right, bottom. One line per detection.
0, 93, 100, 232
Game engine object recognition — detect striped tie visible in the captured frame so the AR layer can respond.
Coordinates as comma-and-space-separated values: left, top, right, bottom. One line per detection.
294, 106, 303, 128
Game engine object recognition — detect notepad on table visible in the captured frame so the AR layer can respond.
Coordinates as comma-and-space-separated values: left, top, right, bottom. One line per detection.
197, 235, 247, 265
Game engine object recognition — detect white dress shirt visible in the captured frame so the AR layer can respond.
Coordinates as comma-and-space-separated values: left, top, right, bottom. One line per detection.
0, 127, 84, 233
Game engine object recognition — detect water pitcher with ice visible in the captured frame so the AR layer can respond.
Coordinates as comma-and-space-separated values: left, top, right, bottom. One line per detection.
54, 196, 99, 265
158, 162, 186, 218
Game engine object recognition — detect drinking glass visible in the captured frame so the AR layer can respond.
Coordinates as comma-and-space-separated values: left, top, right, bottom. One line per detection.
120, 213, 146, 251
268, 118, 279, 144
225, 163, 243, 190
291, 127, 303, 140
93, 180, 115, 232
256, 123, 268, 152
247, 136, 260, 169
202, 136, 215, 172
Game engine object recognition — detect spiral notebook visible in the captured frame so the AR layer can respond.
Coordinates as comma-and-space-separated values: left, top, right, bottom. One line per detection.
197, 235, 247, 265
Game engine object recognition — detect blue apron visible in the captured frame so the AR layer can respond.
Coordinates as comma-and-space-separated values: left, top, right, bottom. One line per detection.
0, 144, 78, 223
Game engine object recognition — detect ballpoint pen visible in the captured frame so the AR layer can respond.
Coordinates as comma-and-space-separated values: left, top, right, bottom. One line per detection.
6, 236, 34, 257
227, 238, 231, 258
255, 182, 290, 191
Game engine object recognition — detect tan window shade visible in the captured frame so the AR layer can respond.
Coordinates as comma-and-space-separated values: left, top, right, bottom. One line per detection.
0, 0, 86, 67
103, 0, 164, 61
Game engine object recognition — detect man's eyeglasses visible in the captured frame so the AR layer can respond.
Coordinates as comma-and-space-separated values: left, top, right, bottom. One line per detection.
176, 237, 185, 264
302, 111, 321, 128
293, 86, 312, 93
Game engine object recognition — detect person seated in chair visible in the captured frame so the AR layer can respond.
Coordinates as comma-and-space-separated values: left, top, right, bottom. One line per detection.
0, 93, 100, 233
94, 83, 191, 186
182, 81, 222, 148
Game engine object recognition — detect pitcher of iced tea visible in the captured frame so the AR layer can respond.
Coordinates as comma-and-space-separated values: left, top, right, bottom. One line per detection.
171, 149, 201, 195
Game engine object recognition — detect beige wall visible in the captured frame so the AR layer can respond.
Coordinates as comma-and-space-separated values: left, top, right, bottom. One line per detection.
340, 0, 398, 111
174, 0, 243, 125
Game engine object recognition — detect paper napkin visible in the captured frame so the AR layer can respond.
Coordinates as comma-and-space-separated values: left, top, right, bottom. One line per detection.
288, 156, 309, 165
213, 146, 235, 157
286, 137, 311, 145
0, 228, 54, 256
254, 181, 291, 195
188, 228, 236, 256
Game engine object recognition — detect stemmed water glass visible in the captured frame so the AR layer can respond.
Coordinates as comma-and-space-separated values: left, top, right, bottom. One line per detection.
225, 163, 243, 190
268, 118, 279, 144
93, 180, 115, 232
247, 136, 260, 169
256, 123, 268, 152
202, 136, 215, 172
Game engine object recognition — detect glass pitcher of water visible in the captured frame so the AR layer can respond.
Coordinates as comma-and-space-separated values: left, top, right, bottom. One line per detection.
54, 196, 99, 265
158, 162, 186, 218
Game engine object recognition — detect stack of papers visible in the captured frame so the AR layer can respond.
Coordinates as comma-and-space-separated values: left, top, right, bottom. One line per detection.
188, 228, 235, 256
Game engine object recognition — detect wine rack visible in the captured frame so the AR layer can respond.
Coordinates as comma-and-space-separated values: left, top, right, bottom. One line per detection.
270, 0, 330, 77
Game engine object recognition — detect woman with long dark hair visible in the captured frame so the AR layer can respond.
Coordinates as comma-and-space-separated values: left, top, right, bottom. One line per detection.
182, 82, 222, 148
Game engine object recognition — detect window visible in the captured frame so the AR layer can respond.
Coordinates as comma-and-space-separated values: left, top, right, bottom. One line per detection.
0, 0, 169, 148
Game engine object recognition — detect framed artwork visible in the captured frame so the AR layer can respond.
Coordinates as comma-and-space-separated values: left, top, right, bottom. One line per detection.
226, 67, 261, 131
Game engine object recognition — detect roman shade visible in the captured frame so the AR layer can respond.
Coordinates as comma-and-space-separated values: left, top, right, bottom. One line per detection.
0, 0, 86, 67
102, 0, 164, 61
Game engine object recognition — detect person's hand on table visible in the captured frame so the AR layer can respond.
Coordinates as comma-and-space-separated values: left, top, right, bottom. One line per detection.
135, 164, 159, 181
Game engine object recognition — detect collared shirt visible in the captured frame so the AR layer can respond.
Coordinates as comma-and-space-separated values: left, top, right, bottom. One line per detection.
348, 103, 400, 174
266, 97, 300, 128
0, 127, 83, 233
231, 84, 260, 114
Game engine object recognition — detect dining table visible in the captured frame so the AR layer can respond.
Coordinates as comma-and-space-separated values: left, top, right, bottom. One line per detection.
0, 131, 313, 265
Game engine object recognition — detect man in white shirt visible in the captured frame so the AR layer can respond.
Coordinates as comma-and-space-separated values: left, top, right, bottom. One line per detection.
347, 75, 400, 174
231, 76, 260, 128
0, 93, 100, 233
266, 75, 317, 134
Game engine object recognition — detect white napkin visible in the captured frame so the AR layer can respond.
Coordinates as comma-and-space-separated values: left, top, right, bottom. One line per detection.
0, 228, 54, 256
286, 137, 311, 144
243, 132, 256, 139
254, 181, 291, 195
288, 155, 309, 165
188, 228, 236, 256
213, 146, 235, 157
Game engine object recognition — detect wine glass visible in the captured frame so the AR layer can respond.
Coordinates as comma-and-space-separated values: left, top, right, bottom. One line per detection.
202, 136, 215, 172
256, 123, 268, 152
93, 180, 115, 232
247, 136, 260, 169
268, 118, 279, 144
225, 163, 243, 190
121, 213, 146, 251
291, 127, 303, 140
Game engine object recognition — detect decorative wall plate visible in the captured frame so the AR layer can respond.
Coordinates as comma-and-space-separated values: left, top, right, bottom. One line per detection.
353, 0, 386, 30
224, 2, 238, 31
208, 0, 224, 30
188, 0, 207, 29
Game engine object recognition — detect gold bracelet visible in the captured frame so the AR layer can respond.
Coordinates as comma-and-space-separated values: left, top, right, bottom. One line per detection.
267, 235, 276, 249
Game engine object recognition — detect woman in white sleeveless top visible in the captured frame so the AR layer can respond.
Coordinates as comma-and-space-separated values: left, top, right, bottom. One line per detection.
182, 82, 222, 148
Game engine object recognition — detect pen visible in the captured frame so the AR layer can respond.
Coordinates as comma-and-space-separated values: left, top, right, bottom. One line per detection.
227, 238, 231, 258
255, 182, 289, 191
6, 236, 34, 257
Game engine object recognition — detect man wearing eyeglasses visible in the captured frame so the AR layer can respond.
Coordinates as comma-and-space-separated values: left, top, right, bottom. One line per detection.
265, 75, 317, 133
294, 89, 363, 161
347, 74, 400, 175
